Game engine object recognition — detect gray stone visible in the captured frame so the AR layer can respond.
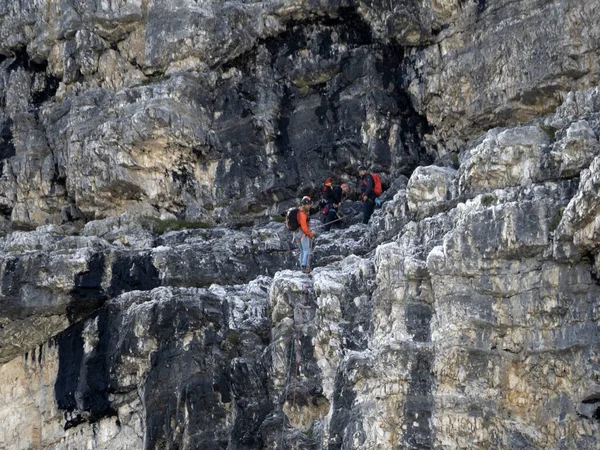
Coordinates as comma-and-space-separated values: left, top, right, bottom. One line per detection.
2, 2, 600, 449
407, 165, 458, 219
458, 126, 551, 198
554, 120, 600, 178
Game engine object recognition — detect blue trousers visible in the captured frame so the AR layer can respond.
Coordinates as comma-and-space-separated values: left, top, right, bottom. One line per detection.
296, 235, 311, 268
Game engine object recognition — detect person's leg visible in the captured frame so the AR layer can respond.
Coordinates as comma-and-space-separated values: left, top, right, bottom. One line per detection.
363, 199, 375, 224
320, 202, 328, 223
296, 233, 304, 268
300, 236, 311, 269
324, 208, 337, 231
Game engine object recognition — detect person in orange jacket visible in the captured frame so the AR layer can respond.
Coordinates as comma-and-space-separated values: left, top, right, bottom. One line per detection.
295, 196, 315, 273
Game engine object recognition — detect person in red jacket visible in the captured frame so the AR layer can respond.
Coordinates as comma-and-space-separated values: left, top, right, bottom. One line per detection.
319, 179, 333, 209
295, 196, 314, 273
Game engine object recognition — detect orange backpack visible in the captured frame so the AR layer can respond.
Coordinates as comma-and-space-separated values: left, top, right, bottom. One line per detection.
371, 173, 382, 197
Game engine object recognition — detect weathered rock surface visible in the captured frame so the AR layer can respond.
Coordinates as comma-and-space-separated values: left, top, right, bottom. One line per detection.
2, 1, 600, 450
407, 165, 457, 219
403, 0, 600, 151
0, 2, 435, 228
0, 281, 273, 449
4, 84, 600, 447
0, 217, 297, 364
1, 0, 598, 228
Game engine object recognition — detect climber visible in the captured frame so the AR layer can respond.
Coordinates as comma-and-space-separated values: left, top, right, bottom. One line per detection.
323, 183, 350, 231
318, 179, 334, 213
358, 166, 377, 224
296, 196, 314, 273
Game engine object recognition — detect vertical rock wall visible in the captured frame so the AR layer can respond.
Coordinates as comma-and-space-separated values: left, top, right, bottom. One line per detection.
1, 1, 600, 449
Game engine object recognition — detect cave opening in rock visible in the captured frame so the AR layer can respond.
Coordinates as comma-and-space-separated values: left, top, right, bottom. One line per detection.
211, 6, 434, 219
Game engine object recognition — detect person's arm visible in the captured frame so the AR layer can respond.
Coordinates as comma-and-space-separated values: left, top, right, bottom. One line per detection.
319, 188, 328, 207
298, 210, 314, 239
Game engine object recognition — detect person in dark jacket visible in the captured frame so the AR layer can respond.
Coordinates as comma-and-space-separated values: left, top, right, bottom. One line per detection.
358, 166, 375, 224
323, 183, 350, 231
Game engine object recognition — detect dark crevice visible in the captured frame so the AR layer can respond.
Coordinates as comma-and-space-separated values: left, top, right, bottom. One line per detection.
327, 367, 358, 450
109, 252, 160, 297
402, 349, 434, 449
6, 48, 47, 73
502, 347, 519, 354
582, 393, 600, 421
431, 23, 449, 37
54, 321, 85, 421
68, 253, 107, 323
0, 118, 15, 161
55, 307, 119, 430
582, 395, 600, 404
478, 0, 487, 14
221, 7, 373, 73
52, 161, 68, 196
32, 74, 60, 106
584, 251, 600, 286
4, 49, 60, 106
77, 307, 118, 423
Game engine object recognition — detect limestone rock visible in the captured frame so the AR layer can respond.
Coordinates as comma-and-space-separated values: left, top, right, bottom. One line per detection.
407, 165, 458, 219
554, 120, 600, 178
0, 218, 297, 363
458, 126, 552, 198
0, 5, 434, 230
554, 154, 600, 260
404, 0, 600, 149
1, 1, 600, 449
0, 281, 273, 449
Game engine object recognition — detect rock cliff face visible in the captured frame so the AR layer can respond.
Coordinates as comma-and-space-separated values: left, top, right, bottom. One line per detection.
1, 1, 600, 449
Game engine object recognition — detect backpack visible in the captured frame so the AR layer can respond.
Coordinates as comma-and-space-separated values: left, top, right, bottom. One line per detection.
371, 173, 383, 197
285, 207, 300, 231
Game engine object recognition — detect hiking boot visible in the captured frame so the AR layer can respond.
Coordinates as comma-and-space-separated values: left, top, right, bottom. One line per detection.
302, 267, 311, 274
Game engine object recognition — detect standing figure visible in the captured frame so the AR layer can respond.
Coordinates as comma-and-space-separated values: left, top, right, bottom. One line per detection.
358, 166, 376, 224
295, 196, 314, 273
